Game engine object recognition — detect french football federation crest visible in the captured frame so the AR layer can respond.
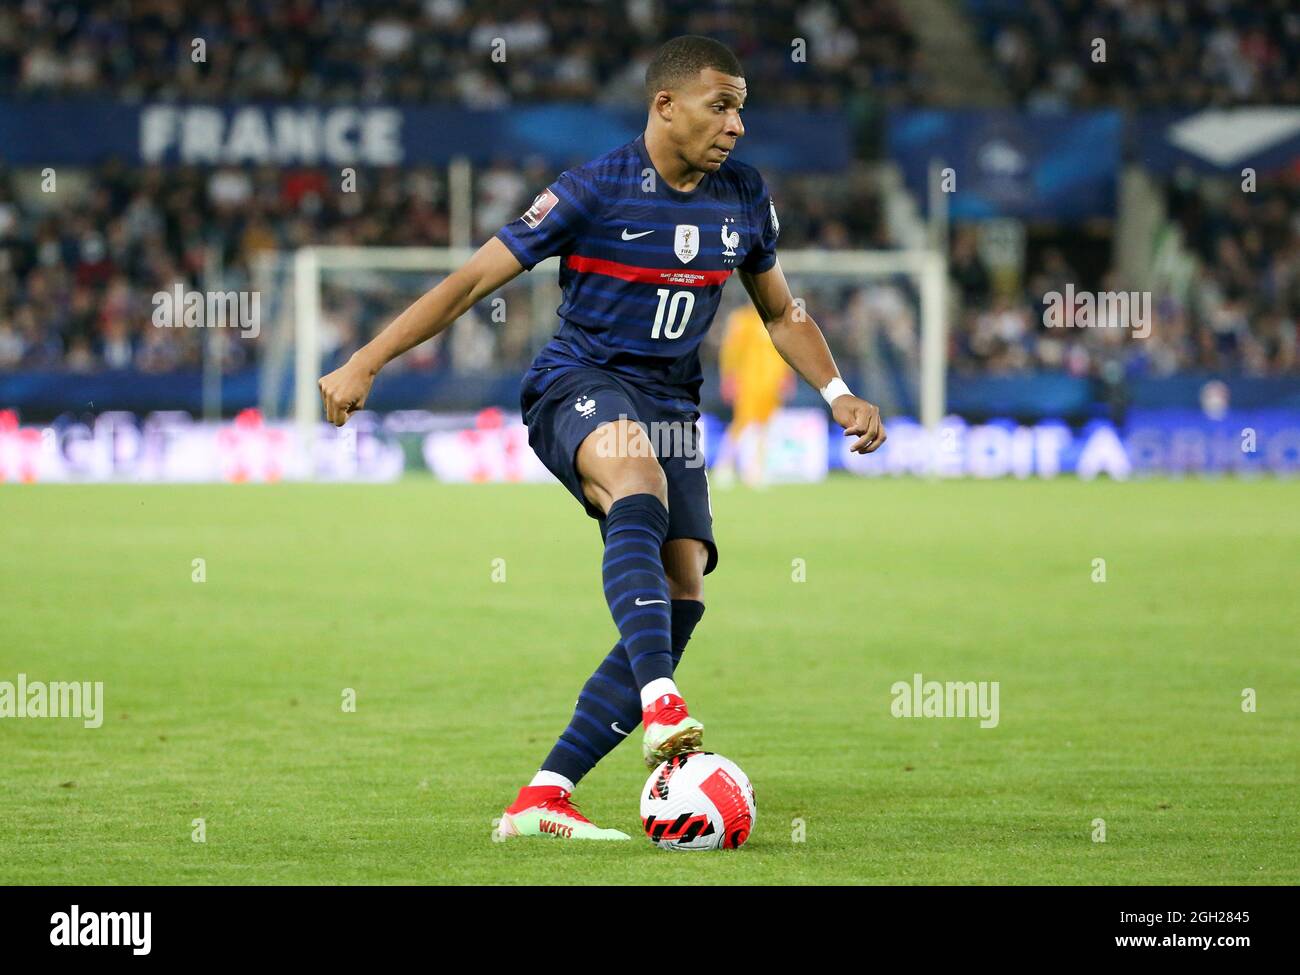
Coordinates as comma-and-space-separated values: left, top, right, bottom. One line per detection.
674, 224, 699, 264
574, 396, 596, 418
720, 218, 740, 257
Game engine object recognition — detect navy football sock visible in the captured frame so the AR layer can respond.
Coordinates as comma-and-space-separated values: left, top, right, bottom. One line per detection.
600, 493, 674, 688
667, 599, 706, 669
541, 599, 705, 785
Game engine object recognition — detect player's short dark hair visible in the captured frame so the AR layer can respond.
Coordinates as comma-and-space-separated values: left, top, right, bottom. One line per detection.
645, 36, 744, 104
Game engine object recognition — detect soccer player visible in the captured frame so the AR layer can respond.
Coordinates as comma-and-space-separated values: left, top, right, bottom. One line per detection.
318, 36, 887, 840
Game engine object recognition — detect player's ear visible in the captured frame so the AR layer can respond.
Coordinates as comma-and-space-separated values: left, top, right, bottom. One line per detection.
652, 90, 673, 122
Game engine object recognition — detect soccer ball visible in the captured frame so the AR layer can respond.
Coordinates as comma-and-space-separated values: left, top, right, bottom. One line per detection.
640, 752, 756, 851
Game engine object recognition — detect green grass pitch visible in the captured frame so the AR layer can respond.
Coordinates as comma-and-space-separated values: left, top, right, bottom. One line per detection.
1, 476, 1296, 885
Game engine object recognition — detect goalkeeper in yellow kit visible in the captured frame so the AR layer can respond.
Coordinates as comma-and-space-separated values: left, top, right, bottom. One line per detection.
715, 305, 796, 488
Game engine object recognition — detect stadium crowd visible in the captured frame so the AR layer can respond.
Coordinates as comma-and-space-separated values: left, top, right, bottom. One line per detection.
0, 0, 923, 108
970, 0, 1300, 110
947, 171, 1300, 379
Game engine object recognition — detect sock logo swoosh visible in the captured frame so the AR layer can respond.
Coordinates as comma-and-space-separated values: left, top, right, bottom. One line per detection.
634, 597, 668, 606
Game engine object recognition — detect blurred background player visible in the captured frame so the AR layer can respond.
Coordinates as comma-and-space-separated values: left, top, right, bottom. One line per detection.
713, 305, 795, 489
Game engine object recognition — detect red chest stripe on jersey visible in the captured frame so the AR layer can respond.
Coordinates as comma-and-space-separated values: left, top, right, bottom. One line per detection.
566, 254, 732, 287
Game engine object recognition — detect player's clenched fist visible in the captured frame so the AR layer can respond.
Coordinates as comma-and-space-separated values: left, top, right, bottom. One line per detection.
831, 395, 887, 454
318, 355, 377, 427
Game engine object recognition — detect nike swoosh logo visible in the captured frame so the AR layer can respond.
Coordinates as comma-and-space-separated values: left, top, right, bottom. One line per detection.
621, 229, 654, 240
634, 597, 668, 606
611, 721, 630, 737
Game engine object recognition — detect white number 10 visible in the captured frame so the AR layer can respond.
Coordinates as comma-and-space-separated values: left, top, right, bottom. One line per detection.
651, 288, 695, 339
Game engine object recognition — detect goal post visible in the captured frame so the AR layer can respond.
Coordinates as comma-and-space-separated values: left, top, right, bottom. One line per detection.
288, 246, 947, 445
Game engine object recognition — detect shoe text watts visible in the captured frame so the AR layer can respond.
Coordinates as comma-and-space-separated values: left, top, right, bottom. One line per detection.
538, 818, 574, 837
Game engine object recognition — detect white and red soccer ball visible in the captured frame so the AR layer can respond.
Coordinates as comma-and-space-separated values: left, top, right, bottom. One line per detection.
640, 752, 756, 851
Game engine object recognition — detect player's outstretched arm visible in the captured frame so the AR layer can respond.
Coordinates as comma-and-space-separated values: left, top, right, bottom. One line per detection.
739, 261, 887, 454
318, 237, 524, 426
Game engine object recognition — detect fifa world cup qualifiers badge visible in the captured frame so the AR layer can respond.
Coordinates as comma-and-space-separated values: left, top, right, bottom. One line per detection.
521, 189, 559, 229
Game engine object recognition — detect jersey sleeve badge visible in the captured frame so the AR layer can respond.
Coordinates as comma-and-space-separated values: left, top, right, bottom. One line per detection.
521, 189, 559, 229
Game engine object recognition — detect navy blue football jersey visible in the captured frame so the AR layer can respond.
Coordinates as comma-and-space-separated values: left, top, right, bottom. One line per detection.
496, 134, 779, 406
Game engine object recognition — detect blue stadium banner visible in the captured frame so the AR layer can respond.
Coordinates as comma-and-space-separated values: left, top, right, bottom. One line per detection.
887, 110, 1121, 221
0, 101, 848, 172
1131, 108, 1300, 174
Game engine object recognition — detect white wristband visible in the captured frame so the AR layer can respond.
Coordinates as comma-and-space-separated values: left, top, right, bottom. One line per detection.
819, 377, 852, 406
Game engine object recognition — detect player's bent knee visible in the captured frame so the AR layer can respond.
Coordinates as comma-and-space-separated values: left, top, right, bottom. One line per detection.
662, 538, 707, 600
577, 435, 668, 513
607, 457, 667, 507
